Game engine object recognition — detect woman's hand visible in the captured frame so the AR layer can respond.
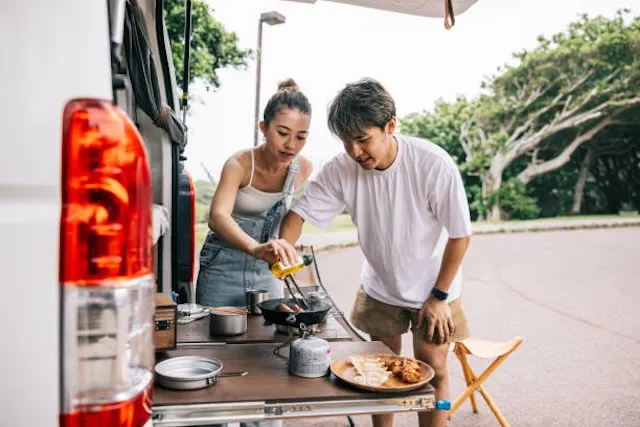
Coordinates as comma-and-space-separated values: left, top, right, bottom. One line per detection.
251, 239, 298, 266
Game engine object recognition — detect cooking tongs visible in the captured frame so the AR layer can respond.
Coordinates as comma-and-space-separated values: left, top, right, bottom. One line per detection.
283, 275, 310, 309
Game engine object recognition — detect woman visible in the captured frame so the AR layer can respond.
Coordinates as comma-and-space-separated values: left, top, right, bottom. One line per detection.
196, 78, 313, 310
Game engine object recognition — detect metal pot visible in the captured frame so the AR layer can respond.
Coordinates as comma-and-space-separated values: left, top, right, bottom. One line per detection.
307, 291, 328, 302
246, 289, 269, 315
209, 308, 247, 336
155, 356, 248, 390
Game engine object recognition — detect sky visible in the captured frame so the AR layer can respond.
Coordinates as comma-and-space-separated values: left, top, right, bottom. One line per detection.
183, 0, 639, 181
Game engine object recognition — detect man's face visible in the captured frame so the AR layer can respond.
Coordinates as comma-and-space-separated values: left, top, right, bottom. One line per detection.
342, 118, 396, 170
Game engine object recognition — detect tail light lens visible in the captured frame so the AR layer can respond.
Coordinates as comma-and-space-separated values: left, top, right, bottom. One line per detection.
60, 99, 154, 427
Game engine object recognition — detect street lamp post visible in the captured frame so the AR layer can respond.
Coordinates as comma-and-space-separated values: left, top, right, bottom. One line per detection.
253, 11, 286, 147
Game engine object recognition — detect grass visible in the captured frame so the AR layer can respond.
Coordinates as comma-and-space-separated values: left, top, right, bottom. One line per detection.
195, 213, 355, 248
301, 213, 355, 233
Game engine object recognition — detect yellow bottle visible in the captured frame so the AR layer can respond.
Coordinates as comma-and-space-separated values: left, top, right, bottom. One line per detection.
270, 255, 314, 279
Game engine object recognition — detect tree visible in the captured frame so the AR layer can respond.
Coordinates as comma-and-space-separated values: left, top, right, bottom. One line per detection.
164, 0, 252, 89
459, 10, 640, 220
582, 123, 640, 214
401, 96, 542, 220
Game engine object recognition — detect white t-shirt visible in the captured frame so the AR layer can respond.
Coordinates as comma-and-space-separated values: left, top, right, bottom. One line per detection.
291, 134, 472, 308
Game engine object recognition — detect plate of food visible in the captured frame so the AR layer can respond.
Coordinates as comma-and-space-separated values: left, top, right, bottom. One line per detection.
330, 354, 435, 392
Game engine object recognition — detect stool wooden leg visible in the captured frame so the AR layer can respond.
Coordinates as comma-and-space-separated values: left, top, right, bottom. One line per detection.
450, 350, 515, 425
458, 351, 479, 413
464, 353, 512, 427
477, 383, 509, 427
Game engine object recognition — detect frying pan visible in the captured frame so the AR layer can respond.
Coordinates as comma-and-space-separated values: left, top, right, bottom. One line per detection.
258, 297, 331, 328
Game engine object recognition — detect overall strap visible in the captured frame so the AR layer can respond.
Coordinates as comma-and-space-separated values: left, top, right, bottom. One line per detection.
281, 156, 300, 210
247, 148, 255, 187
257, 156, 301, 244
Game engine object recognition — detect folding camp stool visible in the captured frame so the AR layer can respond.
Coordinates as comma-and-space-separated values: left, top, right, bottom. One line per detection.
448, 336, 524, 426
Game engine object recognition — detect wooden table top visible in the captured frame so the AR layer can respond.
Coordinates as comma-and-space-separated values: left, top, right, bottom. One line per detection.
153, 341, 434, 406
177, 313, 353, 344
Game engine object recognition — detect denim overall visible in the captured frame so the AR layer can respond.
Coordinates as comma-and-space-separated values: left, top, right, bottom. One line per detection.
194, 158, 299, 427
196, 157, 299, 308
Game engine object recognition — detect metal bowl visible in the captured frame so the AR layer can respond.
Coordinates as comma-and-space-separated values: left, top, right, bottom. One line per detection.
155, 356, 223, 390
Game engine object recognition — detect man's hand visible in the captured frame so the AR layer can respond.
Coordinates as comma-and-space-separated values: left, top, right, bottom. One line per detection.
251, 239, 298, 266
416, 296, 454, 344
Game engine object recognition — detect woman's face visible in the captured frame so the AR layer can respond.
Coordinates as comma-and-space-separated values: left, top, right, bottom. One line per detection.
260, 108, 310, 164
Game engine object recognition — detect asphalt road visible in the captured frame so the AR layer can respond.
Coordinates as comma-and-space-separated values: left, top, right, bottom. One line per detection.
287, 228, 640, 427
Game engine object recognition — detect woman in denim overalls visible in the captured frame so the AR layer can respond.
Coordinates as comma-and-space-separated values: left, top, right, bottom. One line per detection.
196, 154, 302, 307
195, 79, 313, 427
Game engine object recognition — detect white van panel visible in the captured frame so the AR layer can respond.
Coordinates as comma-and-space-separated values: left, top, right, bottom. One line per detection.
0, 1, 112, 426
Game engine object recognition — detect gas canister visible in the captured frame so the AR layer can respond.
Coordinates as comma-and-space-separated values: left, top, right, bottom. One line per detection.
289, 330, 331, 378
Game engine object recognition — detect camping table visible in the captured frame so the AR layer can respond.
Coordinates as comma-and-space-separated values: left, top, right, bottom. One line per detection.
152, 341, 435, 426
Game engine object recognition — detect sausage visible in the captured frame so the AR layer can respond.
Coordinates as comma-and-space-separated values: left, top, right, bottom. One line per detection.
291, 304, 304, 312
278, 303, 295, 313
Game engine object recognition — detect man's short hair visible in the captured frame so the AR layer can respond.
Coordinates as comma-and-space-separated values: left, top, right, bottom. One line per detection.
327, 78, 396, 142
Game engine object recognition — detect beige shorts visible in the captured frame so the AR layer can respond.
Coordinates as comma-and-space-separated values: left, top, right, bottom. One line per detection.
350, 285, 470, 344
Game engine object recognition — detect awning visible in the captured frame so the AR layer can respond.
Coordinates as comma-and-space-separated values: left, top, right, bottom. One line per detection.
322, 0, 479, 28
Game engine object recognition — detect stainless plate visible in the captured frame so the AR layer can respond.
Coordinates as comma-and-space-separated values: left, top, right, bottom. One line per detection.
155, 356, 223, 390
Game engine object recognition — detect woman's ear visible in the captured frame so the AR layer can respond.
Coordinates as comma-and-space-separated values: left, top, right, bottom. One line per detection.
386, 117, 397, 135
258, 120, 267, 137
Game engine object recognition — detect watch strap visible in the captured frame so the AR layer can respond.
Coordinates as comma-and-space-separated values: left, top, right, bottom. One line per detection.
430, 287, 448, 301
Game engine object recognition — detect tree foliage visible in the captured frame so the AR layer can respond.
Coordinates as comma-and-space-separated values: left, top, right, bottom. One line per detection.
402, 10, 640, 220
164, 0, 252, 88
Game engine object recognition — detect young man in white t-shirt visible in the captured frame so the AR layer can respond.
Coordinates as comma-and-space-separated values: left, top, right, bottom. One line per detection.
277, 78, 473, 427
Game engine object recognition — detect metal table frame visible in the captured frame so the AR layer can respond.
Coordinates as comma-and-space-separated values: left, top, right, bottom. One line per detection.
153, 394, 435, 426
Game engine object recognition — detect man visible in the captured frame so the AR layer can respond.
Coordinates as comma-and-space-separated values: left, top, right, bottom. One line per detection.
277, 78, 472, 427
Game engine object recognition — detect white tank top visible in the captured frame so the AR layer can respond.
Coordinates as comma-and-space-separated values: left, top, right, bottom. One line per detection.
233, 149, 285, 216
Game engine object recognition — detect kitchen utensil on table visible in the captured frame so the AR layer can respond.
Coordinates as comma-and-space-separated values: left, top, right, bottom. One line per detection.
269, 255, 314, 310
208, 306, 248, 315
176, 303, 210, 325
177, 302, 207, 317
209, 307, 247, 336
246, 289, 269, 315
283, 275, 311, 309
155, 356, 248, 390
258, 297, 331, 330
307, 291, 328, 301
330, 354, 434, 393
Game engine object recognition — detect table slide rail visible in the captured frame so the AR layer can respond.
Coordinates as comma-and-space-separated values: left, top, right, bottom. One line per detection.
152, 394, 435, 426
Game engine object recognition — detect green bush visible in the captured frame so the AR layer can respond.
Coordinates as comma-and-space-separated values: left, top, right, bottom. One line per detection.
490, 180, 541, 220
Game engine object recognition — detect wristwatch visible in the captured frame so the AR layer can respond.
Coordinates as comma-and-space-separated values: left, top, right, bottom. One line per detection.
430, 286, 448, 301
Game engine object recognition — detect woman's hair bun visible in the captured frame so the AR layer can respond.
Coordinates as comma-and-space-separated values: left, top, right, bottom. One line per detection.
277, 78, 300, 93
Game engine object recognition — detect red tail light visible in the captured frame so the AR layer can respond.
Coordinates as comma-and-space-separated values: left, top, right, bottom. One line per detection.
60, 99, 154, 427
186, 171, 196, 284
